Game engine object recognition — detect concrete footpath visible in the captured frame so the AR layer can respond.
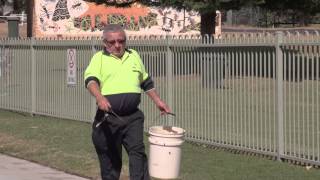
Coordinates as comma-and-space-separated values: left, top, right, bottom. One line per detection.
0, 154, 90, 180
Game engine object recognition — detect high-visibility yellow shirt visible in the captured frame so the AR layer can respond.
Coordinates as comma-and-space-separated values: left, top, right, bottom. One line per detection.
84, 49, 149, 95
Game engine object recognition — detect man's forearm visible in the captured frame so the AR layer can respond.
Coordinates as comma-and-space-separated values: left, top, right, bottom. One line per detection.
146, 89, 161, 104
87, 81, 104, 101
87, 81, 111, 111
146, 89, 171, 113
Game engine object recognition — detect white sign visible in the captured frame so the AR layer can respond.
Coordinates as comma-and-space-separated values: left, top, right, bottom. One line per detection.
67, 48, 77, 86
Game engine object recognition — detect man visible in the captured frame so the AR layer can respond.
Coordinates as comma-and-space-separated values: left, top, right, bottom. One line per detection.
84, 24, 171, 180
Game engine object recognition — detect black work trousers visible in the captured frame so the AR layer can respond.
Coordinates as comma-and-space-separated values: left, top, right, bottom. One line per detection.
92, 109, 150, 180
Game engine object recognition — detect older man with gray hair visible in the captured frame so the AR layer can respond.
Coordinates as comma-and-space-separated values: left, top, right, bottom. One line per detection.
84, 24, 171, 180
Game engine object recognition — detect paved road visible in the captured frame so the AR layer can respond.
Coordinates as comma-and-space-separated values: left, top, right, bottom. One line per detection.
0, 154, 90, 180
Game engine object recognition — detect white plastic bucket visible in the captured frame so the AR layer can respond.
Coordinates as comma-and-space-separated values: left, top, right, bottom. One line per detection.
148, 126, 185, 179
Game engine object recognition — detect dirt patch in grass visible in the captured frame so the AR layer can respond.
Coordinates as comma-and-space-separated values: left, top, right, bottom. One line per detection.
0, 132, 45, 157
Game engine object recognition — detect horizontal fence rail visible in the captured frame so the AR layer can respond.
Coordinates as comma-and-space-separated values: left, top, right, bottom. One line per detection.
0, 31, 320, 166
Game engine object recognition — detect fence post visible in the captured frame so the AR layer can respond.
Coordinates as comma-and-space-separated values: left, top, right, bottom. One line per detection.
276, 31, 284, 161
166, 35, 174, 126
31, 38, 36, 115
90, 38, 97, 121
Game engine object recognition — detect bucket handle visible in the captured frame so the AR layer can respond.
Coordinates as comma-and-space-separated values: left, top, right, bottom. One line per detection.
151, 112, 176, 126
149, 113, 177, 134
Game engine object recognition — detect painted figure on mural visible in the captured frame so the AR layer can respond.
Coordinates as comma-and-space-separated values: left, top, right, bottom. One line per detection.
52, 0, 70, 21
215, 10, 222, 39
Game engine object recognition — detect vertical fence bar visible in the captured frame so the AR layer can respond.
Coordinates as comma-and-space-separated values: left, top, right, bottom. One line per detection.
166, 35, 173, 126
276, 31, 284, 161
90, 38, 97, 121
31, 38, 36, 115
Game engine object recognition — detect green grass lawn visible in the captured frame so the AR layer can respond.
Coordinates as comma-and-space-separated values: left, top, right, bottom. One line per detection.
1, 109, 320, 180
2, 48, 319, 163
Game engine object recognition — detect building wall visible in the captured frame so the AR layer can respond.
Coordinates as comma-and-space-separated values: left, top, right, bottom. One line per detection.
34, 0, 202, 37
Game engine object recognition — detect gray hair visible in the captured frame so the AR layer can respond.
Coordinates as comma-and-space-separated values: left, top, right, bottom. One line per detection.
103, 24, 125, 35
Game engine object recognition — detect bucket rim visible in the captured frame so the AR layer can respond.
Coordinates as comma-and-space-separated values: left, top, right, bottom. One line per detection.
148, 126, 185, 137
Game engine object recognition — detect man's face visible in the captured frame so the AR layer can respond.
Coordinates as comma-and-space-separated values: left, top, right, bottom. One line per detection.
103, 31, 126, 58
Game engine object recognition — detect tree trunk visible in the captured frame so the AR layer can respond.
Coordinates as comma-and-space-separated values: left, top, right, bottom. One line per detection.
200, 11, 216, 35
13, 0, 20, 13
27, 0, 34, 37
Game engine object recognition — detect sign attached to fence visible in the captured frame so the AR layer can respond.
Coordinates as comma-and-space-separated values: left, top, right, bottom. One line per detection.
67, 48, 76, 86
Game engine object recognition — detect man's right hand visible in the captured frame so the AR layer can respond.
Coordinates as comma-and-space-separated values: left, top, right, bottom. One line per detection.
96, 96, 111, 112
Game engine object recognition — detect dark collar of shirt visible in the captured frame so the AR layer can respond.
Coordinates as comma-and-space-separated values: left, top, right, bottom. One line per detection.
102, 48, 132, 56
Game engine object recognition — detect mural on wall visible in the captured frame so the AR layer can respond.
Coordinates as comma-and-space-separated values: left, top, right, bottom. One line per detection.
34, 0, 202, 37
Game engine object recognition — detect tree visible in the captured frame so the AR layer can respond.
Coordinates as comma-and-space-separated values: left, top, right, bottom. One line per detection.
84, 0, 138, 6
259, 0, 320, 25
0, 0, 26, 15
82, 0, 320, 32
84, 0, 257, 35
139, 0, 267, 34
140, 0, 239, 35
13, 0, 26, 14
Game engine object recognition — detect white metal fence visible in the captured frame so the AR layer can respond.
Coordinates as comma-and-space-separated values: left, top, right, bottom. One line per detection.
0, 31, 319, 166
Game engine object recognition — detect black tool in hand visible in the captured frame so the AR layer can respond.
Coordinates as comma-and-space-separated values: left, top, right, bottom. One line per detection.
95, 109, 125, 128
167, 112, 176, 116
95, 113, 109, 128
